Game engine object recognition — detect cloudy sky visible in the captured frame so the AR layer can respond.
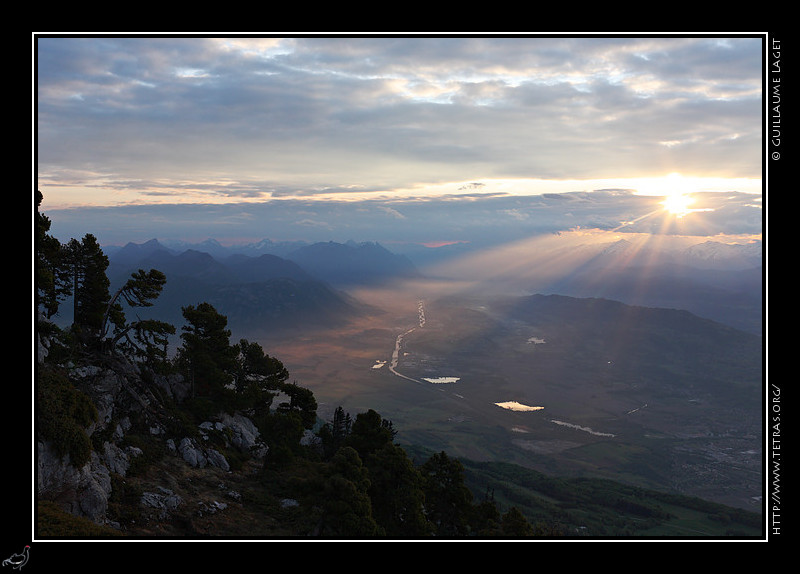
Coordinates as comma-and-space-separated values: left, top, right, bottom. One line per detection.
35, 34, 764, 248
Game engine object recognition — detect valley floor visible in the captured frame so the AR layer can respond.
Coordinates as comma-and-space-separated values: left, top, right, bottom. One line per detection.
257, 290, 764, 516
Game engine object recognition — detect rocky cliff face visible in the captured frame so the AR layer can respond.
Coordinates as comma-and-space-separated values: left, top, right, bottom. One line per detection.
36, 328, 270, 533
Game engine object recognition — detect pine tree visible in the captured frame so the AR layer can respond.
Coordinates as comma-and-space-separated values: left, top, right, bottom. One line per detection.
346, 409, 394, 459
364, 442, 433, 537
177, 302, 237, 401
316, 446, 383, 537
318, 406, 352, 459
501, 507, 534, 537
233, 339, 289, 415
331, 406, 352, 445
276, 381, 318, 430
64, 234, 111, 345
35, 190, 69, 319
102, 268, 174, 361
420, 451, 474, 537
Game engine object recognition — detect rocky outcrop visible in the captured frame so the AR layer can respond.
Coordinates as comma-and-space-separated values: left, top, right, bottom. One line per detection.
170, 413, 268, 472
140, 487, 183, 521
217, 412, 267, 458
36, 350, 266, 528
37, 442, 113, 523
36, 357, 153, 524
175, 437, 229, 471
152, 372, 191, 403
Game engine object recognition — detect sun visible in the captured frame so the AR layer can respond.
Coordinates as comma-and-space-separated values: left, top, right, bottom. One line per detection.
633, 172, 701, 218
660, 192, 696, 217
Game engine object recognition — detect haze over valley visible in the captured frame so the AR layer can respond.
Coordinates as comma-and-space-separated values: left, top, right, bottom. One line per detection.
87, 230, 763, 512
35, 34, 766, 539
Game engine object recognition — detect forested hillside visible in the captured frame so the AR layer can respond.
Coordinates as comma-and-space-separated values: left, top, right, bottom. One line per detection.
34, 191, 761, 539
34, 190, 548, 538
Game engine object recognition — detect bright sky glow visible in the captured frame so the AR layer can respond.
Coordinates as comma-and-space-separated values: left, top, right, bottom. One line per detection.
35, 34, 765, 246
661, 192, 697, 217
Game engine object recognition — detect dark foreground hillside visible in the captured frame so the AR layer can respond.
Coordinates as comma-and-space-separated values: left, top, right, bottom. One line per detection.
35, 356, 761, 540
34, 309, 762, 541
34, 192, 763, 546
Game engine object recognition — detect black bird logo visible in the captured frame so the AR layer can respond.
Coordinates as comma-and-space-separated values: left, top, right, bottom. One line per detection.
2, 546, 29, 570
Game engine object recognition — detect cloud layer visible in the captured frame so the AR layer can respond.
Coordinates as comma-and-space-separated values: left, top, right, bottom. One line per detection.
45, 189, 763, 249
37, 35, 763, 211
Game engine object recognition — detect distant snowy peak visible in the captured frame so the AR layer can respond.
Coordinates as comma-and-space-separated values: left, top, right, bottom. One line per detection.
572, 237, 762, 273
154, 237, 309, 258
241, 238, 310, 256
249, 238, 279, 250
682, 240, 762, 269
599, 239, 632, 255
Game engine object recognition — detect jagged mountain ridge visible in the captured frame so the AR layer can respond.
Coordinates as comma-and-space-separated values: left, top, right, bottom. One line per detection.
286, 240, 421, 287
107, 238, 422, 287
106, 240, 369, 339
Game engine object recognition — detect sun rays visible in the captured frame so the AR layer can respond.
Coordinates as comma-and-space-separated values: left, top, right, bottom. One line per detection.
660, 191, 697, 218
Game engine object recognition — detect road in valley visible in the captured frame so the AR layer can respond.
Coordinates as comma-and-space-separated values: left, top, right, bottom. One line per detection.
388, 300, 426, 384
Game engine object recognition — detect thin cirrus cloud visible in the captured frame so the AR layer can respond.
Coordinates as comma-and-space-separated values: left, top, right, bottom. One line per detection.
35, 34, 763, 245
